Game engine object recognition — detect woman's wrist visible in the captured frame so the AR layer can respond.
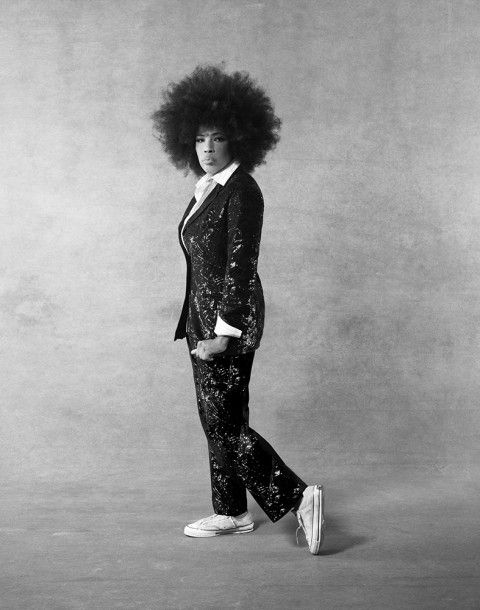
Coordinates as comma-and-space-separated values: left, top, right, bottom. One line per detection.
215, 335, 230, 348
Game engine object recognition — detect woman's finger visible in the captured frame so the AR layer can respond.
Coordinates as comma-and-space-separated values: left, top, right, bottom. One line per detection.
192, 341, 203, 357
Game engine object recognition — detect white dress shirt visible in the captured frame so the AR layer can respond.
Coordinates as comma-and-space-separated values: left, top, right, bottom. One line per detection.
181, 160, 242, 339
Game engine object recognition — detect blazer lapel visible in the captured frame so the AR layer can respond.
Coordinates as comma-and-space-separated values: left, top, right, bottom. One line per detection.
179, 167, 242, 250
178, 195, 196, 252
179, 195, 196, 227
183, 183, 223, 231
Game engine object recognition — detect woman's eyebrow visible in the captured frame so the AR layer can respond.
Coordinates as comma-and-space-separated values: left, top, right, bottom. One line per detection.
196, 131, 226, 136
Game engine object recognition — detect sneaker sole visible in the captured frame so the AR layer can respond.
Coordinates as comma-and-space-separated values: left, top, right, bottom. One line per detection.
183, 523, 254, 538
310, 485, 325, 555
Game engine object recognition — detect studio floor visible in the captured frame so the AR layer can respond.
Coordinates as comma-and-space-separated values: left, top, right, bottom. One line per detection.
1, 465, 478, 609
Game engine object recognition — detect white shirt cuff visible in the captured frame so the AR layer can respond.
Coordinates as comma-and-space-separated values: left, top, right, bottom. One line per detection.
214, 315, 242, 338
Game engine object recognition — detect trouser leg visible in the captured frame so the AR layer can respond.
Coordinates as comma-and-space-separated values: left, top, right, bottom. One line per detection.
208, 448, 248, 517
188, 342, 307, 522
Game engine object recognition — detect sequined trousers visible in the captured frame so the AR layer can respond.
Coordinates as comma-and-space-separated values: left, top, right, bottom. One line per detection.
187, 340, 307, 522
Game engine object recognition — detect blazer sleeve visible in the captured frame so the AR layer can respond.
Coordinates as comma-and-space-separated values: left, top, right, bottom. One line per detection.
217, 182, 264, 331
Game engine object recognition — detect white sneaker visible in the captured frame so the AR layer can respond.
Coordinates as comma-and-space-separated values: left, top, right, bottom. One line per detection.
184, 511, 255, 538
295, 485, 325, 555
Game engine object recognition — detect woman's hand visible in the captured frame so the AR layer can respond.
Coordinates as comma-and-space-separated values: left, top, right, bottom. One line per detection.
191, 336, 230, 361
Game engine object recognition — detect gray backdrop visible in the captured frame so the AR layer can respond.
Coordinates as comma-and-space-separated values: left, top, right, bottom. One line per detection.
1, 0, 479, 537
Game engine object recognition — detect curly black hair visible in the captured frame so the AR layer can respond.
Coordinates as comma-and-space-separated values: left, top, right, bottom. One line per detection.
151, 64, 281, 175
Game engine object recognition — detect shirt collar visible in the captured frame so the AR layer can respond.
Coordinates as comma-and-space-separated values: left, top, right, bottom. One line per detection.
195, 160, 240, 189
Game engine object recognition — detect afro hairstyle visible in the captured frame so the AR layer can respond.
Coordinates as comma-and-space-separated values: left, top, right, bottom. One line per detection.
151, 64, 281, 175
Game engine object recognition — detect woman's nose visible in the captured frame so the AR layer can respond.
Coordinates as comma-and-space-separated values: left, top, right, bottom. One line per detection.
204, 139, 214, 152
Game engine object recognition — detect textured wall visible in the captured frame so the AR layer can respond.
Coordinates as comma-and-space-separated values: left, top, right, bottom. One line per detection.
1, 0, 479, 485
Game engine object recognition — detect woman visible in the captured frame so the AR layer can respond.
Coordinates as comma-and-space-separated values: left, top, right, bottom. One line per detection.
152, 65, 324, 555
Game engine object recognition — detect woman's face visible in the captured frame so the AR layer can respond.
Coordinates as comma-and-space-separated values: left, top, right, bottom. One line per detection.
195, 126, 232, 175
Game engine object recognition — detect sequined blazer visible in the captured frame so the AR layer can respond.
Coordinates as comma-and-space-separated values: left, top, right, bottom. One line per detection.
174, 166, 265, 355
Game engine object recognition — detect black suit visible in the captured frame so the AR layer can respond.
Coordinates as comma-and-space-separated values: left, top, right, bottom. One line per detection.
175, 167, 264, 355
175, 166, 306, 522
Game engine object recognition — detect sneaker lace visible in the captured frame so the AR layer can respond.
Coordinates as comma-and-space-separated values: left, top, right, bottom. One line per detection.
295, 513, 305, 546
199, 514, 221, 525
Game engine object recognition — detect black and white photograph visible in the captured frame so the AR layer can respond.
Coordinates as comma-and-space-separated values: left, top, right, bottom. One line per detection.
0, 1, 479, 608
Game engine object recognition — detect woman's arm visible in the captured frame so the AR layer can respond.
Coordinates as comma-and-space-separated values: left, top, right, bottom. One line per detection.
218, 182, 264, 329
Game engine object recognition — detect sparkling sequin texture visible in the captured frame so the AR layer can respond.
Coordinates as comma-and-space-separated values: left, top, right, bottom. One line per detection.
177, 168, 306, 521
188, 342, 306, 522
174, 169, 265, 356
